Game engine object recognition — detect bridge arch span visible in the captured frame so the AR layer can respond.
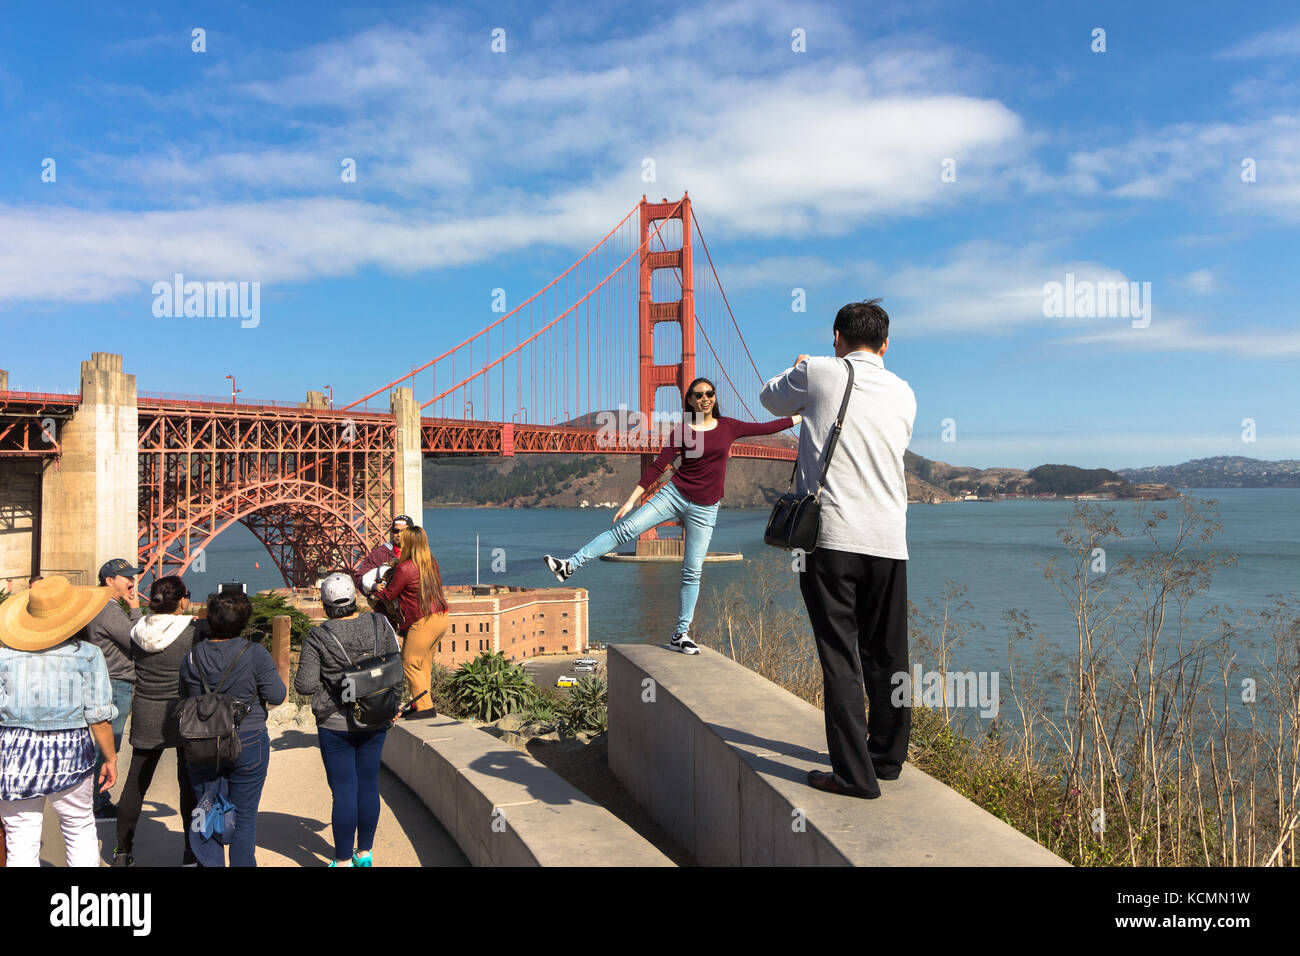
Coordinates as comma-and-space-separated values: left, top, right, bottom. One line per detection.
140, 477, 374, 588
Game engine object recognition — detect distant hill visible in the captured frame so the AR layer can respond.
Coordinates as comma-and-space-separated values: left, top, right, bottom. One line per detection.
422, 413, 1178, 506
1117, 456, 1300, 488
903, 452, 1178, 501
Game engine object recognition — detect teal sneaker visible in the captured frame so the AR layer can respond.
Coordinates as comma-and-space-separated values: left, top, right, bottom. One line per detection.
352, 850, 373, 868
328, 859, 352, 868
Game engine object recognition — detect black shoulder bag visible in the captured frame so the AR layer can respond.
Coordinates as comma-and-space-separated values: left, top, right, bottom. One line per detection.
763, 358, 855, 552
324, 615, 405, 726
177, 642, 251, 769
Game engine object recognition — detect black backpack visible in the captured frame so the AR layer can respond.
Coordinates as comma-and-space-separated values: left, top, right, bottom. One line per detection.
323, 615, 404, 726
177, 642, 251, 769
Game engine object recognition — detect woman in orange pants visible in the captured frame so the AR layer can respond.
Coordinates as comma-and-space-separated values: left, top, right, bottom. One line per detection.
373, 527, 448, 718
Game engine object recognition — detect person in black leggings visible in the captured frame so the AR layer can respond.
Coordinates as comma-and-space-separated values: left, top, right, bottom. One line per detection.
113, 576, 198, 866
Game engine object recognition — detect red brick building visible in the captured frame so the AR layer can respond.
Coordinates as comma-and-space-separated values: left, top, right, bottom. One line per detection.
434, 584, 588, 668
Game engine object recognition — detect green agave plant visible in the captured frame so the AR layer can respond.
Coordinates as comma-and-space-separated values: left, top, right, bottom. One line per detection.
564, 675, 608, 734
447, 651, 538, 722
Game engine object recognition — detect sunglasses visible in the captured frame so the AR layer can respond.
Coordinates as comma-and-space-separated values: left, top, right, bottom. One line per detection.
692, 390, 715, 399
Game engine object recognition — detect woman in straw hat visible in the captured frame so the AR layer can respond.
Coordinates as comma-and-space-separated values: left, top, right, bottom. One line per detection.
0, 576, 120, 867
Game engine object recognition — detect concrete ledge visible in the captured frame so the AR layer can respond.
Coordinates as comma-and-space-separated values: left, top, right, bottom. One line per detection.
381, 716, 673, 867
608, 644, 1069, 866
600, 551, 743, 563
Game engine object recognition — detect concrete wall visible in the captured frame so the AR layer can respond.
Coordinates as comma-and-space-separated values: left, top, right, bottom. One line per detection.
390, 387, 422, 521
40, 353, 138, 578
608, 644, 1069, 866
381, 715, 672, 866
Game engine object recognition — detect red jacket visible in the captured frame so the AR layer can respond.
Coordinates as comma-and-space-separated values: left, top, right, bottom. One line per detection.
373, 560, 447, 628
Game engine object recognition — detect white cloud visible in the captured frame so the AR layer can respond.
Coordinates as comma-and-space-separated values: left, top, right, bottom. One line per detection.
1216, 22, 1300, 59
1065, 115, 1300, 221
1054, 314, 1300, 358
1, 10, 1032, 307
880, 241, 1146, 335
713, 255, 866, 290
1175, 269, 1217, 294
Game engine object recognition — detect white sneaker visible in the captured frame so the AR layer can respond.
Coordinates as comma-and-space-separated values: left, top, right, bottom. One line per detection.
670, 634, 700, 655
543, 554, 574, 583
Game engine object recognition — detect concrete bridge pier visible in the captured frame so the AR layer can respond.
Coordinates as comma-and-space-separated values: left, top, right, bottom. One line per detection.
391, 386, 423, 522
41, 353, 138, 580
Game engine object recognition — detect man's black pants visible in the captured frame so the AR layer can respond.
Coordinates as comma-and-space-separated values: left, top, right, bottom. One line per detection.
799, 547, 910, 793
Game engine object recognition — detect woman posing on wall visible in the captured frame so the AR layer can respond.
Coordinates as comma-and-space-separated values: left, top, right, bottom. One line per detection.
544, 378, 798, 653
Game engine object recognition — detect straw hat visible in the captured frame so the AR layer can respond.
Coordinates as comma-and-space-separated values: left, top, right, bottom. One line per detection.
0, 576, 113, 652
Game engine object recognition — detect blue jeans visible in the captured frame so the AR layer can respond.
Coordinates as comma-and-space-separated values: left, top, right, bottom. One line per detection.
568, 481, 719, 637
318, 726, 387, 861
93, 679, 134, 809
188, 730, 270, 867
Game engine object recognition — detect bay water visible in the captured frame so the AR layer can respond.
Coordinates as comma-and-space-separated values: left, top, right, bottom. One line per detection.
185, 488, 1297, 674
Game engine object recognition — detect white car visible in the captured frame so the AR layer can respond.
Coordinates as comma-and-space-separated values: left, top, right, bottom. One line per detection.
574, 658, 598, 667
574, 664, 596, 673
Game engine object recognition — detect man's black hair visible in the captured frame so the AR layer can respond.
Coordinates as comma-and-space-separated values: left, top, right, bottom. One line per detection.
834, 298, 890, 351
206, 589, 253, 639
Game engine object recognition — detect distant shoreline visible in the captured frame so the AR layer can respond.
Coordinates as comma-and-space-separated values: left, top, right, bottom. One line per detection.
422, 493, 1203, 510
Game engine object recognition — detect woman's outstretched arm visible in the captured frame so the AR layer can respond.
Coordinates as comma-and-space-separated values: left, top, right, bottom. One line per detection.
614, 485, 646, 522
732, 415, 797, 438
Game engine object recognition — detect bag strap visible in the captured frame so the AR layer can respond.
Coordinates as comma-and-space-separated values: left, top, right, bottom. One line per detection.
813, 359, 855, 499
321, 621, 357, 669
322, 615, 387, 669
370, 613, 388, 657
204, 641, 251, 696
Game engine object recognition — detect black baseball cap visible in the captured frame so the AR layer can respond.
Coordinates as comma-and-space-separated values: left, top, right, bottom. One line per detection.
390, 515, 414, 531
98, 558, 143, 583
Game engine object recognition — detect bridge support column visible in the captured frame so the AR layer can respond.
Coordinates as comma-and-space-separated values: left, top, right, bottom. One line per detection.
636, 194, 695, 557
391, 387, 423, 524
41, 353, 138, 580
0, 369, 8, 392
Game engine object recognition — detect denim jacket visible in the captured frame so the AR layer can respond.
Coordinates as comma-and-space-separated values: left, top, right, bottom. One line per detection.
0, 639, 117, 731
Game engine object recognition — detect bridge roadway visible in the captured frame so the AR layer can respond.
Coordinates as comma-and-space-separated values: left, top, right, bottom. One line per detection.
0, 390, 796, 461
38, 723, 469, 868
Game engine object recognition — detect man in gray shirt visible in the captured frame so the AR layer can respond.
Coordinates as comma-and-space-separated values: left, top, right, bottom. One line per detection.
85, 557, 143, 816
760, 298, 916, 799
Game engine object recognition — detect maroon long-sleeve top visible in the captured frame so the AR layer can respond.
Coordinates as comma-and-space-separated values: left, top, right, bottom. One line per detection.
638, 415, 794, 506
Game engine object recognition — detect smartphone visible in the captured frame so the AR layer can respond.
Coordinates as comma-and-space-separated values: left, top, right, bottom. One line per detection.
218, 582, 247, 595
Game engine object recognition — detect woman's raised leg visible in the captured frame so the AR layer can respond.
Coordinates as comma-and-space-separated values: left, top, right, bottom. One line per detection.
566, 488, 676, 571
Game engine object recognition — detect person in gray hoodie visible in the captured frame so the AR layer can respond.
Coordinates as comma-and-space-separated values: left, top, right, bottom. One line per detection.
111, 575, 199, 866
85, 558, 143, 817
295, 572, 401, 867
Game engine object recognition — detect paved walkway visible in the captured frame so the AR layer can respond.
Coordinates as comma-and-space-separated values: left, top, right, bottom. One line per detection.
38, 725, 468, 867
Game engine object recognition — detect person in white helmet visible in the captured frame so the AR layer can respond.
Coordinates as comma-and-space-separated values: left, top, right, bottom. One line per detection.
295, 573, 402, 867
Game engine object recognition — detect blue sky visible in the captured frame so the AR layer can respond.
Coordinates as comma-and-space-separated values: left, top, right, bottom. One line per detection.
1, 0, 1297, 469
